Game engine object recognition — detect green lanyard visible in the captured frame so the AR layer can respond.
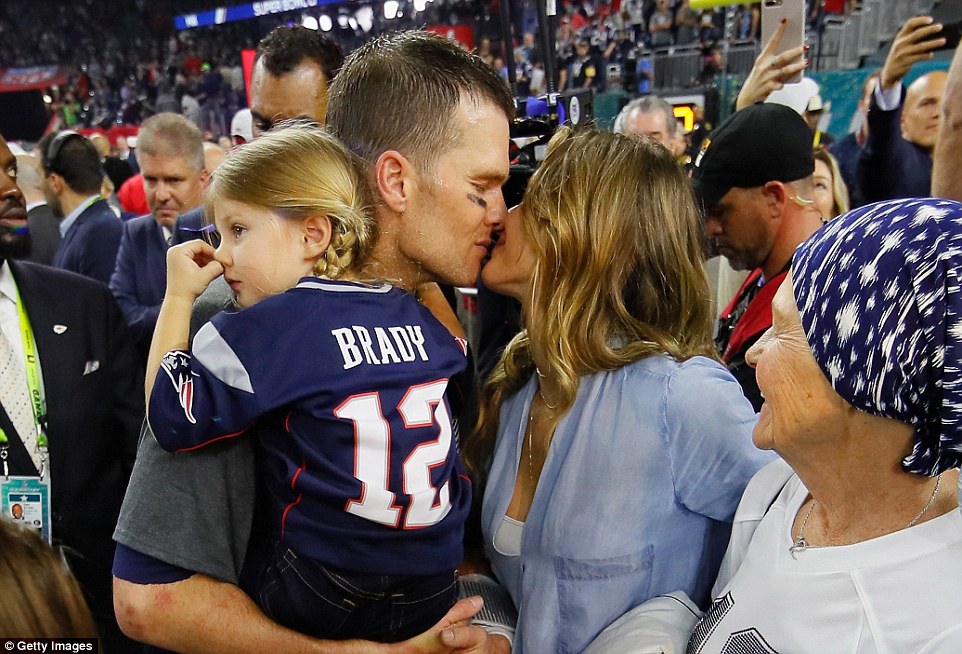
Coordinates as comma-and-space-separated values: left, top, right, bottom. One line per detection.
0, 287, 48, 478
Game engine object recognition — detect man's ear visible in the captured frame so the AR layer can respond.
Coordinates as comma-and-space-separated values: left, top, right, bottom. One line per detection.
761, 180, 789, 218
47, 172, 64, 196
302, 214, 333, 260
374, 150, 414, 214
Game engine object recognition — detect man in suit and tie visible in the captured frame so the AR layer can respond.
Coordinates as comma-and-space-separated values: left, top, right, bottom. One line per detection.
40, 131, 122, 285
13, 153, 60, 265
109, 113, 207, 359
0, 132, 144, 651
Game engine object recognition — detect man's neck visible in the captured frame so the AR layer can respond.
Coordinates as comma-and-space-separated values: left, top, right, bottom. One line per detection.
762, 205, 824, 281
59, 189, 98, 219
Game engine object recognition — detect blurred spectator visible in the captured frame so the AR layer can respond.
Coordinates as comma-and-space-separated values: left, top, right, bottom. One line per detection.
812, 147, 849, 219
40, 131, 123, 285
675, 0, 700, 45
698, 47, 725, 86
829, 71, 880, 209
614, 94, 680, 153
649, 0, 674, 48
477, 35, 494, 67
564, 38, 602, 90
14, 154, 60, 265
117, 173, 149, 215
229, 107, 253, 147
735, 3, 760, 41
804, 94, 834, 146
621, 0, 645, 43
203, 141, 225, 172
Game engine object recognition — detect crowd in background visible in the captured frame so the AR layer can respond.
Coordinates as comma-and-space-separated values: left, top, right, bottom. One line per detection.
0, 0, 773, 138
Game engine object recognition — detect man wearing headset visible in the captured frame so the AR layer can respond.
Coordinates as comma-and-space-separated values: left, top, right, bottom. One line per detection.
38, 130, 122, 286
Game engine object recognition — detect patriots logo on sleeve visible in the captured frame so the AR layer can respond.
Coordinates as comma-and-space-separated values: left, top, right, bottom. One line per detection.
160, 350, 198, 424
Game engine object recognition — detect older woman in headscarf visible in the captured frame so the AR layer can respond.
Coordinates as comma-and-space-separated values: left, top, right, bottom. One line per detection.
586, 197, 962, 653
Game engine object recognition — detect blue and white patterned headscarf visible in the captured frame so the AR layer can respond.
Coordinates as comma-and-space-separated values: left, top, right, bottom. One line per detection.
792, 198, 962, 477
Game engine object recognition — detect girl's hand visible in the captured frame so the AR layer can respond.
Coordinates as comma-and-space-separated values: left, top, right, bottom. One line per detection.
166, 241, 224, 303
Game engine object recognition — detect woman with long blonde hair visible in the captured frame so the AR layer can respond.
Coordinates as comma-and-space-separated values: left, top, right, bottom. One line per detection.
460, 127, 771, 653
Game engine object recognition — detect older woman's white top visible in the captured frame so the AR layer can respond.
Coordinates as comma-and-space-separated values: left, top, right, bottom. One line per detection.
688, 460, 962, 654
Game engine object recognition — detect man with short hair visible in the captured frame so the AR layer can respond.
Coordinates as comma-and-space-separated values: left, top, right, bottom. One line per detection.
692, 102, 824, 410
613, 95, 680, 153
41, 131, 122, 285
109, 113, 208, 359
112, 29, 506, 653
858, 15, 948, 203
250, 25, 343, 137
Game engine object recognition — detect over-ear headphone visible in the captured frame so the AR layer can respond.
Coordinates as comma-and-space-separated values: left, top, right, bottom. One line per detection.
42, 130, 83, 175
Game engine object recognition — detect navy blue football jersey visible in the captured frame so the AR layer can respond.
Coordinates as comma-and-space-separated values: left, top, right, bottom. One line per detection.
149, 279, 472, 575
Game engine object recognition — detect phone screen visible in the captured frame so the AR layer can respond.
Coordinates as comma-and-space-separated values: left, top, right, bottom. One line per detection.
760, 0, 806, 83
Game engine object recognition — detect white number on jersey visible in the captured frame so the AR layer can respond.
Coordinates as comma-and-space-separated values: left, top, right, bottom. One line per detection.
335, 379, 453, 529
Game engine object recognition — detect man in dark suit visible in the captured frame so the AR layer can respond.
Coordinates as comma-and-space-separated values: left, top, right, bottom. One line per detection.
13, 153, 60, 265
40, 131, 123, 285
109, 113, 207, 359
858, 15, 947, 203
0, 133, 144, 650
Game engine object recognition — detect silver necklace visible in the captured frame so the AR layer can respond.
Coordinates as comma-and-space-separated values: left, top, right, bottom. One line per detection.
534, 367, 557, 409
789, 472, 943, 559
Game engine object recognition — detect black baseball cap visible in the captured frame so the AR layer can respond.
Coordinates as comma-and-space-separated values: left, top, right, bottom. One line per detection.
691, 102, 815, 210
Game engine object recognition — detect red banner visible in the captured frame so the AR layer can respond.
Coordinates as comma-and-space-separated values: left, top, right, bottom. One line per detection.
0, 66, 70, 93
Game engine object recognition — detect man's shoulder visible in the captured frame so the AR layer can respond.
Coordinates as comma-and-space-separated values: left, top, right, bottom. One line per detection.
27, 203, 54, 219
177, 206, 206, 228
82, 198, 121, 220
11, 259, 112, 296
122, 213, 161, 238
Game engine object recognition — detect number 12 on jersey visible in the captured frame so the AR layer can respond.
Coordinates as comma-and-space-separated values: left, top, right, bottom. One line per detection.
334, 379, 454, 530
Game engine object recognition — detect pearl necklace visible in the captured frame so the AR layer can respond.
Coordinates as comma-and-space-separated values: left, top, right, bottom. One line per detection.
789, 472, 943, 559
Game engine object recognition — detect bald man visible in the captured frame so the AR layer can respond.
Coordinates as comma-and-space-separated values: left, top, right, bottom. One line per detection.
859, 15, 948, 202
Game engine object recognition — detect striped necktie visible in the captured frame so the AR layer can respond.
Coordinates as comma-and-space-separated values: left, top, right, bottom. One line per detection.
0, 327, 41, 471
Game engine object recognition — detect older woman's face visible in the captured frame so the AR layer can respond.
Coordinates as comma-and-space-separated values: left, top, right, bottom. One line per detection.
812, 158, 837, 220
482, 203, 535, 302
745, 274, 850, 456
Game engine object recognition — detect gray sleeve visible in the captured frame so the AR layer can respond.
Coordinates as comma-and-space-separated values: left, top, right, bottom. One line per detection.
189, 277, 237, 338
113, 419, 255, 585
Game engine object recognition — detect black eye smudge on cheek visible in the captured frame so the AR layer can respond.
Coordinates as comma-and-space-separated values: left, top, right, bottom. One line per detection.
467, 193, 487, 208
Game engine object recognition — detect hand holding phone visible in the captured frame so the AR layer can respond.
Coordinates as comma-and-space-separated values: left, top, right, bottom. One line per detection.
736, 16, 808, 111
881, 16, 946, 91
761, 0, 806, 83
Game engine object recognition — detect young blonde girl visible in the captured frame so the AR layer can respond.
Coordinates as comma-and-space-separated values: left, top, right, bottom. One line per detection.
146, 122, 472, 642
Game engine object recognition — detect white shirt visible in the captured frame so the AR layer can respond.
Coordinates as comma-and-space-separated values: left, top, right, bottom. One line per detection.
58, 194, 101, 238
0, 261, 26, 373
874, 81, 903, 112
689, 462, 962, 654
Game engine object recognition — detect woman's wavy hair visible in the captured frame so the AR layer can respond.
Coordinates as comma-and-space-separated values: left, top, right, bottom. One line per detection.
205, 120, 375, 280
0, 518, 97, 637
464, 127, 716, 483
